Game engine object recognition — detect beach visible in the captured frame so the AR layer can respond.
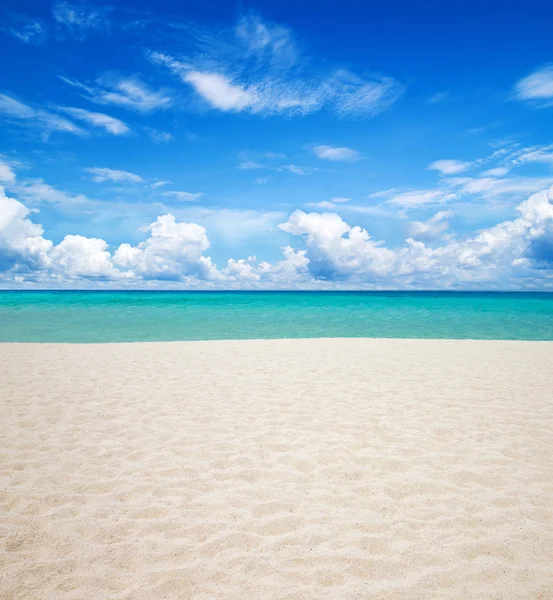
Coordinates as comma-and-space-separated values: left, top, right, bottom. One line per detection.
1, 338, 553, 599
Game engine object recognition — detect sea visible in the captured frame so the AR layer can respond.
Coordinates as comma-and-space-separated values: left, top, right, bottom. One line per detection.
1, 290, 553, 343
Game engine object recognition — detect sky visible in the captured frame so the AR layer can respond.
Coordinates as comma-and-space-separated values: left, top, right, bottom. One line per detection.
1, 0, 553, 289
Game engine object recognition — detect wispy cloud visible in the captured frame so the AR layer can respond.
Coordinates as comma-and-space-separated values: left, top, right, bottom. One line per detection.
162, 191, 204, 201
59, 107, 130, 135
514, 65, 553, 106
388, 189, 457, 208
11, 179, 92, 205
0, 93, 85, 139
312, 145, 360, 161
85, 167, 143, 183
148, 14, 403, 118
428, 92, 449, 104
4, 15, 48, 44
144, 127, 174, 143
52, 1, 110, 39
60, 74, 173, 113
428, 159, 470, 175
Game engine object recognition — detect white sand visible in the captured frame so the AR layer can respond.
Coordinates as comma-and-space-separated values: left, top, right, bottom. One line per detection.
1, 338, 553, 599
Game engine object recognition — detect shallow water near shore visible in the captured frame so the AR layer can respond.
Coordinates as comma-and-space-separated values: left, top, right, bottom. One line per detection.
1, 290, 553, 342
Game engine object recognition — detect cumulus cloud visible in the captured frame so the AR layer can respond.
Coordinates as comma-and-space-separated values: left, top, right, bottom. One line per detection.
85, 167, 143, 183
428, 159, 470, 175
149, 15, 403, 117
406, 211, 453, 242
113, 215, 217, 281
514, 65, 553, 105
2, 183, 553, 289
60, 74, 173, 113
312, 145, 360, 161
278, 187, 553, 285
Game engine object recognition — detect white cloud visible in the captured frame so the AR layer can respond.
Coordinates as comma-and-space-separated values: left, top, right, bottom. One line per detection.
149, 15, 403, 118
3, 184, 553, 288
0, 162, 17, 184
428, 159, 470, 175
482, 167, 509, 177
61, 74, 173, 113
11, 180, 91, 205
306, 197, 351, 210
428, 92, 449, 104
515, 146, 553, 166
52, 1, 109, 39
388, 189, 457, 208
144, 127, 173, 143
283, 165, 316, 175
0, 93, 84, 138
59, 107, 130, 135
184, 71, 255, 111
312, 145, 360, 161
255, 177, 268, 185
113, 215, 216, 281
239, 161, 265, 170
514, 65, 553, 104
406, 210, 453, 242
7, 17, 48, 44
85, 167, 143, 183
161, 191, 203, 202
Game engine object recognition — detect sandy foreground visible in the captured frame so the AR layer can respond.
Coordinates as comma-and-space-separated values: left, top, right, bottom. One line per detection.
1, 339, 553, 600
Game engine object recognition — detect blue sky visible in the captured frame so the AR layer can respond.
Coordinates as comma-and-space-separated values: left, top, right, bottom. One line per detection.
1, 0, 553, 288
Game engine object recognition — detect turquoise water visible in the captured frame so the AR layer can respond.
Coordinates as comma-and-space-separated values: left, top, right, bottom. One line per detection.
1, 291, 553, 342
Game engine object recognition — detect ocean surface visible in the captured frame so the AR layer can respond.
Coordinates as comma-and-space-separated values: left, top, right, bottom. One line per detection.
1, 291, 553, 342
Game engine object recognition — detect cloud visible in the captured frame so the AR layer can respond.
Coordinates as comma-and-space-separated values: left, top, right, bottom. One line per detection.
52, 1, 110, 39
388, 189, 457, 208
428, 159, 470, 175
406, 210, 453, 242
144, 127, 173, 143
11, 180, 91, 205
58, 107, 130, 135
3, 184, 553, 288
514, 146, 553, 167
428, 92, 449, 104
0, 93, 85, 138
482, 167, 509, 177
149, 15, 403, 118
283, 165, 316, 175
0, 161, 17, 184
60, 74, 173, 113
184, 71, 255, 112
514, 65, 553, 105
255, 177, 268, 185
306, 197, 351, 210
85, 167, 143, 183
161, 191, 203, 202
5, 16, 48, 44
312, 145, 360, 161
113, 215, 216, 281
239, 160, 265, 169
278, 187, 553, 285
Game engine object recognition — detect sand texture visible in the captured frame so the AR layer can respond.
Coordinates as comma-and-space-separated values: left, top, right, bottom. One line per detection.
1, 338, 553, 599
